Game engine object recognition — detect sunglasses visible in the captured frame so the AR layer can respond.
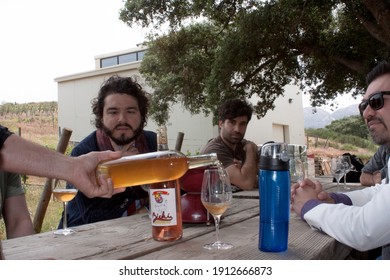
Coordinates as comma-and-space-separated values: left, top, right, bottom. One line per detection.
359, 91, 390, 116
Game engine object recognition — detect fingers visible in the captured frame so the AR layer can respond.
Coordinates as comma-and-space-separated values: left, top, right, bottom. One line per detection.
291, 182, 300, 196
96, 176, 116, 198
113, 187, 126, 195
98, 150, 122, 161
317, 191, 330, 201
313, 180, 323, 192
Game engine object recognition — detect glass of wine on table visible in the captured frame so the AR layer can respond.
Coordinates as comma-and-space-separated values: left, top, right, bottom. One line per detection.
52, 179, 78, 235
200, 168, 233, 250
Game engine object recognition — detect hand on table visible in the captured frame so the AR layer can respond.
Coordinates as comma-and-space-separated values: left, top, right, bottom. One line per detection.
291, 178, 333, 216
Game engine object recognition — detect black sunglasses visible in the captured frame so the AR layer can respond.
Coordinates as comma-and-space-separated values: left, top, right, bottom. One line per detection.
359, 91, 390, 116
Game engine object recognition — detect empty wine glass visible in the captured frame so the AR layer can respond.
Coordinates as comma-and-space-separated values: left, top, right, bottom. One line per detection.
201, 168, 233, 250
290, 157, 305, 184
52, 179, 78, 235
330, 157, 346, 192
341, 155, 352, 191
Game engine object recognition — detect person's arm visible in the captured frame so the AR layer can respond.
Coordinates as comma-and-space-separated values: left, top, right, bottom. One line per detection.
226, 141, 258, 190
0, 134, 123, 198
296, 182, 389, 252
360, 146, 386, 186
360, 170, 382, 186
3, 194, 34, 238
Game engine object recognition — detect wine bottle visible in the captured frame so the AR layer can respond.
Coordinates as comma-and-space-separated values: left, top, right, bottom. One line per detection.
96, 151, 221, 188
150, 125, 182, 241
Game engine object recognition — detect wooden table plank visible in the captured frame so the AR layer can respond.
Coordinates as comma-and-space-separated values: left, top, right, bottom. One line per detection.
3, 199, 259, 260
136, 213, 351, 260
232, 190, 259, 199
3, 195, 351, 260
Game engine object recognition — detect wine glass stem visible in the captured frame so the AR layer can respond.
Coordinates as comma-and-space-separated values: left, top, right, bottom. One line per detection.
344, 175, 346, 186
213, 215, 221, 243
63, 201, 68, 230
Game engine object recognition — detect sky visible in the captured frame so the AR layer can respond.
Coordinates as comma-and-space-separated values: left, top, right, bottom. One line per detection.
0, 0, 359, 111
0, 0, 147, 104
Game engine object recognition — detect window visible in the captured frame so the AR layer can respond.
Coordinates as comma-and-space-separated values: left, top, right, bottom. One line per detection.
101, 57, 118, 68
137, 50, 146, 60
119, 53, 137, 64
100, 50, 147, 68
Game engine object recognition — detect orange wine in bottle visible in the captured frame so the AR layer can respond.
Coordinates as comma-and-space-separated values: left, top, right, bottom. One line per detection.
149, 125, 182, 241
96, 151, 221, 188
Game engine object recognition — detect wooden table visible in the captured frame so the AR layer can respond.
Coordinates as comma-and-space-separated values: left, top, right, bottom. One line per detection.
232, 175, 365, 200
3, 189, 351, 260
314, 175, 366, 192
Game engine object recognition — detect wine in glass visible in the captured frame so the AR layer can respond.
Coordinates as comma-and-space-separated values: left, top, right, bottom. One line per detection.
330, 157, 346, 192
201, 168, 233, 250
52, 179, 78, 235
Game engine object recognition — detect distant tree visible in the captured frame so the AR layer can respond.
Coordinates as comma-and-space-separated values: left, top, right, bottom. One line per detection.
325, 115, 369, 139
120, 0, 390, 125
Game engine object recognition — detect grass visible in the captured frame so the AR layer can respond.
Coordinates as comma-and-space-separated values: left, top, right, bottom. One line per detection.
0, 114, 63, 240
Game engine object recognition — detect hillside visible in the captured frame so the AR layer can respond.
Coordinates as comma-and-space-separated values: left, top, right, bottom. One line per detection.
304, 104, 360, 128
0, 102, 60, 185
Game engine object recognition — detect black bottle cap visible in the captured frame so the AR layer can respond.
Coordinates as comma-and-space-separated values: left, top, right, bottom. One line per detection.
259, 142, 290, 171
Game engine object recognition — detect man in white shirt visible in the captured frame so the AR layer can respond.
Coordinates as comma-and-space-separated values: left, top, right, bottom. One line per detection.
291, 61, 390, 259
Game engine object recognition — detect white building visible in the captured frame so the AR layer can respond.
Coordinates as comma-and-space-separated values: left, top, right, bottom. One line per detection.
55, 46, 305, 154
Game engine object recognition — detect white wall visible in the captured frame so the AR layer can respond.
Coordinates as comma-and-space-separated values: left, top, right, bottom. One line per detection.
56, 60, 305, 155
245, 84, 305, 146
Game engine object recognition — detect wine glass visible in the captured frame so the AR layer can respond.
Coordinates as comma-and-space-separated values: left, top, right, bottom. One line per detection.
290, 157, 305, 184
330, 157, 346, 192
52, 179, 78, 235
200, 168, 233, 250
341, 155, 352, 191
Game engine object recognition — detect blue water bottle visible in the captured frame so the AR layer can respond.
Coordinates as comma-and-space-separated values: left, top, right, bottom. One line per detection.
258, 142, 290, 252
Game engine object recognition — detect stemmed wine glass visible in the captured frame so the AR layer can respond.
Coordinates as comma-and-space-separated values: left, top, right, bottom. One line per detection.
290, 157, 305, 184
201, 168, 233, 250
341, 155, 352, 191
52, 179, 78, 235
330, 157, 346, 192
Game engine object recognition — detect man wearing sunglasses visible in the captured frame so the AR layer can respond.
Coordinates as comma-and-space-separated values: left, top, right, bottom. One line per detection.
291, 61, 390, 260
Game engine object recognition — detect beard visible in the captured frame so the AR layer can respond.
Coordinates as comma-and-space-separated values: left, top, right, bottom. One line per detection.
102, 123, 142, 146
367, 117, 390, 145
370, 130, 390, 146
222, 131, 244, 146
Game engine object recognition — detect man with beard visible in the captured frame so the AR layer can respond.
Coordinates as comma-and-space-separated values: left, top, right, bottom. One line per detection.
200, 99, 258, 191
291, 61, 390, 259
59, 75, 157, 228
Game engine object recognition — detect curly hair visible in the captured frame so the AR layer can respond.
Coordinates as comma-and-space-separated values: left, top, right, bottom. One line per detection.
91, 75, 149, 129
218, 99, 253, 122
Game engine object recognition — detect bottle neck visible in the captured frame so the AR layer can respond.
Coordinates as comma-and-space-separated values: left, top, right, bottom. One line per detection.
158, 143, 169, 151
187, 153, 221, 169
157, 126, 169, 151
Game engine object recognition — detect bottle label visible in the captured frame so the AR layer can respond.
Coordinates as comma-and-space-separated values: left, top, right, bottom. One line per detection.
150, 188, 177, 226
